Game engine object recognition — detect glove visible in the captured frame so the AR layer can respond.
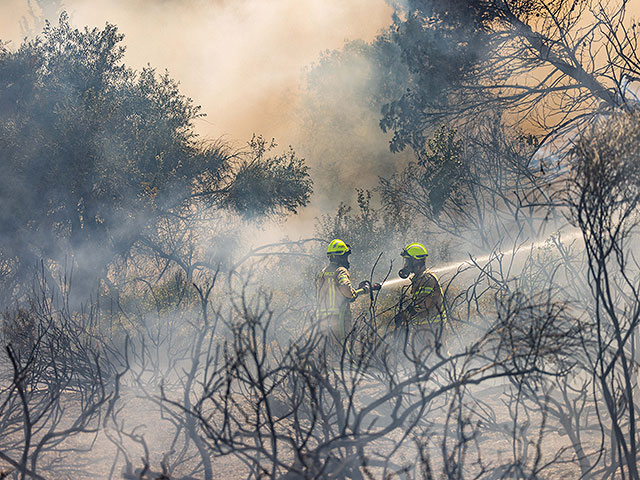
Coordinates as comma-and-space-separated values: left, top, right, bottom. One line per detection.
358, 280, 370, 292
371, 283, 382, 292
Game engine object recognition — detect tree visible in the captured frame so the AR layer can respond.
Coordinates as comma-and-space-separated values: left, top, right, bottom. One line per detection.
0, 14, 312, 301
380, 118, 550, 251
566, 112, 640, 478
381, 0, 640, 153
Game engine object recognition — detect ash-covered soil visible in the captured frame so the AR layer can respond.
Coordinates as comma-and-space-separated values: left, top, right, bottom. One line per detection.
0, 376, 604, 479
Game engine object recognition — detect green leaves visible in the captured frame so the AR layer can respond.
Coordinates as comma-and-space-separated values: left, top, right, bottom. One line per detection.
381, 125, 467, 222
0, 15, 312, 296
226, 136, 312, 219
418, 125, 466, 216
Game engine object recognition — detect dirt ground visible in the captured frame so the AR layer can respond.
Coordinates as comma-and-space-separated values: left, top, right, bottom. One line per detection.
0, 375, 607, 480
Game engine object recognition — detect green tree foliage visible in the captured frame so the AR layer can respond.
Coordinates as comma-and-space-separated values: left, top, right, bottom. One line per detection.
381, 0, 495, 151
381, 125, 468, 224
225, 135, 312, 219
0, 14, 311, 298
380, 119, 543, 250
415, 125, 466, 216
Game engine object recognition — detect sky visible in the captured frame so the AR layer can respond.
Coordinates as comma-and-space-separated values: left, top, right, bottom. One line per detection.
0, 0, 393, 146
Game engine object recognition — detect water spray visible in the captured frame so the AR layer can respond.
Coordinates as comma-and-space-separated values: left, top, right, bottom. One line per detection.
380, 230, 584, 289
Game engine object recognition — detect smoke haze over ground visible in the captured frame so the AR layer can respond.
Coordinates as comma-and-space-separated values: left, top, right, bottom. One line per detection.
3, 2, 640, 478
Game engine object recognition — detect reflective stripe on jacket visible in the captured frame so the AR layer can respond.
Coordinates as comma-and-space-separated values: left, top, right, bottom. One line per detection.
316, 264, 357, 320
403, 269, 447, 324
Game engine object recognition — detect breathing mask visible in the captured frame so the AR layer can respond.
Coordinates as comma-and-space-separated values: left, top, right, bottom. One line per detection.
398, 258, 411, 279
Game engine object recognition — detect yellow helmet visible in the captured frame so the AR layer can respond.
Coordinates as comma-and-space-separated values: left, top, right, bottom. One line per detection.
327, 239, 351, 257
401, 242, 428, 260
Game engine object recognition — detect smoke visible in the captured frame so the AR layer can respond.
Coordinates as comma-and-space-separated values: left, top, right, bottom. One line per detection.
0, 0, 392, 143
4, 2, 640, 479
0, 1, 29, 39
0, 0, 404, 238
293, 36, 414, 215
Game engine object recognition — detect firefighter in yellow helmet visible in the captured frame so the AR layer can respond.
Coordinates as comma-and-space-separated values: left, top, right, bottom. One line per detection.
395, 242, 447, 327
316, 239, 380, 342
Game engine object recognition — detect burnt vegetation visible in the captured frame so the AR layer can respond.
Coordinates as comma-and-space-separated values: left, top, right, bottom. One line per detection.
2, 1, 640, 479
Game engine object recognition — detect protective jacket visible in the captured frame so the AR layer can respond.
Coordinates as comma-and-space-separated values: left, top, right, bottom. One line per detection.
316, 263, 358, 339
398, 268, 447, 325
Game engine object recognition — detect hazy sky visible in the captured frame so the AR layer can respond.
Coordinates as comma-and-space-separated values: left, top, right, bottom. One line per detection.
0, 0, 393, 145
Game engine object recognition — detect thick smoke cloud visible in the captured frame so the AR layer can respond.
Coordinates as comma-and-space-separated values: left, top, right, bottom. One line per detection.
0, 0, 392, 143
0, 0, 399, 233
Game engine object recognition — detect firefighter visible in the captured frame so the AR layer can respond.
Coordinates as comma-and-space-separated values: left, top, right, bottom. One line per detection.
316, 239, 380, 342
395, 242, 447, 327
